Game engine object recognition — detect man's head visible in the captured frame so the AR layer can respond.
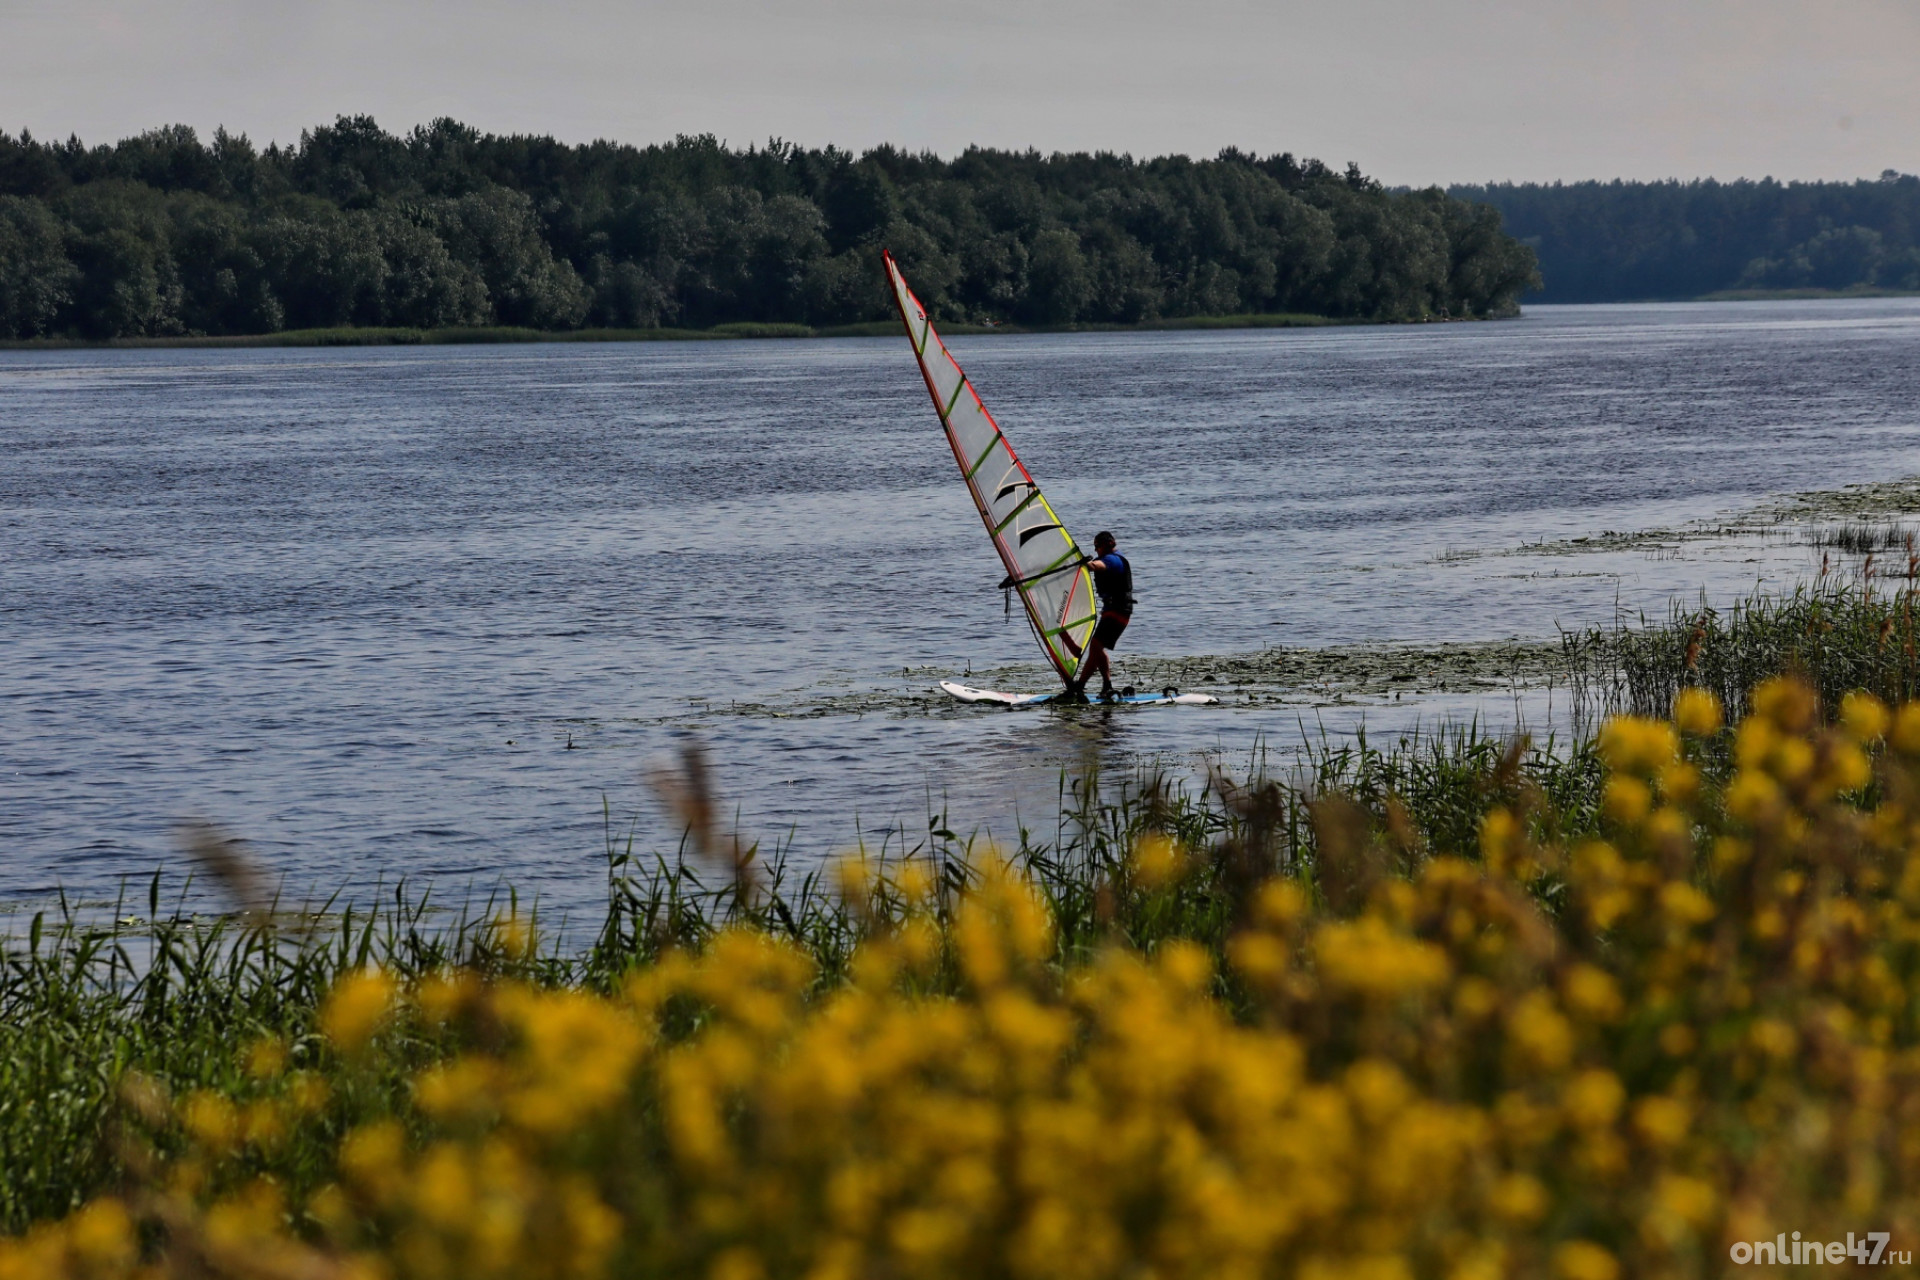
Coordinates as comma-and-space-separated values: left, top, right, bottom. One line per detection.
1093, 531, 1116, 554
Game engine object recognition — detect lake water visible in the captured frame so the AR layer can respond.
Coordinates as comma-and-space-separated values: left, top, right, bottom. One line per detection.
7, 298, 1920, 919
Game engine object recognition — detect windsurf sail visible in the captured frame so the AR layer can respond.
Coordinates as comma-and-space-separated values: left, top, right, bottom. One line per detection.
884, 251, 1098, 685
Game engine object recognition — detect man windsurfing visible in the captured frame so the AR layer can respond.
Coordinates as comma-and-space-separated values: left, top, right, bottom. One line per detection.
1066, 531, 1132, 700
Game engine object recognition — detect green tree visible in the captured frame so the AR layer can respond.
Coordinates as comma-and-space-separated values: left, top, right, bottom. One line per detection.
1020, 227, 1091, 324
168, 195, 281, 334
429, 186, 589, 327
57, 182, 182, 337
820, 160, 897, 254
374, 208, 488, 328
251, 206, 387, 328
0, 196, 78, 337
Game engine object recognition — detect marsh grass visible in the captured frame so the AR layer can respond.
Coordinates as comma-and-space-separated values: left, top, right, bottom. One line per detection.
1808, 521, 1915, 555
1573, 575, 1920, 723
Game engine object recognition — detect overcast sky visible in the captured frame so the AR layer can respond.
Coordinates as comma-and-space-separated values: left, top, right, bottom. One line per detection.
4, 0, 1916, 186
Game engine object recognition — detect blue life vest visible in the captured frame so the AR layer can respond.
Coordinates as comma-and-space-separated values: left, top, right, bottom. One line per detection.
1094, 552, 1134, 614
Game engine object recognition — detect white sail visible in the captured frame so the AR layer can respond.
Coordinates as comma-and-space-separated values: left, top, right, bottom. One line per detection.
884, 251, 1097, 684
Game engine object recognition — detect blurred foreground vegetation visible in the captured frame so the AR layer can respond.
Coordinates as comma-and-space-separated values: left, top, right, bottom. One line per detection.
0, 117, 1540, 341
10, 574, 1920, 1275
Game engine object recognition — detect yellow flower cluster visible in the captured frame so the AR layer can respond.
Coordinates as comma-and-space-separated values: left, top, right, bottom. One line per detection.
9, 678, 1920, 1279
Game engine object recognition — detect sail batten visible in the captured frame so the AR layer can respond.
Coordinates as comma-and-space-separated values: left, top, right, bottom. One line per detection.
884, 251, 1096, 684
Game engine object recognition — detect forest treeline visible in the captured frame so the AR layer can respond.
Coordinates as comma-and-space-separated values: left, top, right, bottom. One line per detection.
1452, 172, 1920, 302
0, 117, 1541, 340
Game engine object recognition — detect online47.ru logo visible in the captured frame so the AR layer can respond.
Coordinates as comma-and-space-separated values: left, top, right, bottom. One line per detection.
1728, 1233, 1909, 1267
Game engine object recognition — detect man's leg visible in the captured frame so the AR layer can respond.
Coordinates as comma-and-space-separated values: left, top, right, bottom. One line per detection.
1078, 639, 1112, 695
1092, 646, 1114, 695
1070, 637, 1105, 695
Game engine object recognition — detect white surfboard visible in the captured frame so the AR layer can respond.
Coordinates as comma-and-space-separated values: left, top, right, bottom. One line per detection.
940, 680, 1218, 707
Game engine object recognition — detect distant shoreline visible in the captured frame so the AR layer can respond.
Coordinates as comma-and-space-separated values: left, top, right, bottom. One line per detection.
0, 312, 1365, 352
10, 292, 1917, 352
1692, 285, 1920, 303
1521, 285, 1920, 307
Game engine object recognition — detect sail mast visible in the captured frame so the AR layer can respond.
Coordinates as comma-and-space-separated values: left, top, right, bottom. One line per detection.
883, 251, 1097, 684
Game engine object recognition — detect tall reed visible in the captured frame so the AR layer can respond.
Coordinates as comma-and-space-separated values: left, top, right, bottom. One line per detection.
1569, 576, 1920, 722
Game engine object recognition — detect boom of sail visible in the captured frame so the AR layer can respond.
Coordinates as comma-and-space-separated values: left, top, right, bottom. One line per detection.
883, 251, 1097, 684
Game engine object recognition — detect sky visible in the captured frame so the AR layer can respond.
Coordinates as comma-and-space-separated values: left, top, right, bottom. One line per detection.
3, 0, 1917, 186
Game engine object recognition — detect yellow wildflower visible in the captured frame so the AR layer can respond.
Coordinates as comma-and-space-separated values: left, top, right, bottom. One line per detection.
1655, 1172, 1716, 1227
1891, 701, 1920, 755
245, 1035, 288, 1079
1506, 991, 1573, 1070
1131, 831, 1186, 890
66, 1198, 134, 1270
412, 1142, 474, 1229
1602, 777, 1652, 827
181, 1091, 239, 1154
1672, 687, 1721, 736
417, 969, 481, 1024
1453, 975, 1499, 1021
1227, 931, 1290, 984
1598, 716, 1679, 774
493, 911, 534, 958
1561, 1069, 1625, 1130
339, 1121, 407, 1203
1251, 877, 1309, 930
1752, 676, 1816, 730
709, 1245, 767, 1280
1644, 807, 1690, 850
1344, 1058, 1411, 1125
1841, 690, 1890, 742
1552, 1240, 1619, 1280
1725, 770, 1781, 824
1822, 740, 1872, 794
1770, 734, 1815, 784
1561, 965, 1622, 1023
1480, 807, 1520, 866
1749, 1018, 1798, 1059
242, 1099, 285, 1149
1656, 760, 1700, 803
1489, 1174, 1548, 1223
1657, 880, 1715, 926
1155, 939, 1213, 994
1314, 917, 1450, 999
320, 968, 396, 1053
416, 1058, 500, 1123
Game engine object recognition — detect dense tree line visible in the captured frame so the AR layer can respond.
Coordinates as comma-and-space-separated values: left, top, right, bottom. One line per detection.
0, 117, 1540, 339
1451, 172, 1920, 302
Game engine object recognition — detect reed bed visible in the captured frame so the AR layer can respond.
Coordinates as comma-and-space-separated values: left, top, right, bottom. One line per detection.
1569, 575, 1920, 725
1807, 522, 1914, 556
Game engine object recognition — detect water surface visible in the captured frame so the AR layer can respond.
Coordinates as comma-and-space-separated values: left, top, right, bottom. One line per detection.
6, 298, 1920, 915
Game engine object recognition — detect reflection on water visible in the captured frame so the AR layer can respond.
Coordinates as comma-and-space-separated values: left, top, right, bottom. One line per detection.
5, 298, 1920, 914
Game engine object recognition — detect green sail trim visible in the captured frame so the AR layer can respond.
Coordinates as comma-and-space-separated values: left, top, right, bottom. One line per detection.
992, 490, 1043, 534
965, 436, 1004, 480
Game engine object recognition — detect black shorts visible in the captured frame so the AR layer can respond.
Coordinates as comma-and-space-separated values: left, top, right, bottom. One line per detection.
1093, 612, 1130, 649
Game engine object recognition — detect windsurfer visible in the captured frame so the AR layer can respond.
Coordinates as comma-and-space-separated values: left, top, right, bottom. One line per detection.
1067, 531, 1132, 700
